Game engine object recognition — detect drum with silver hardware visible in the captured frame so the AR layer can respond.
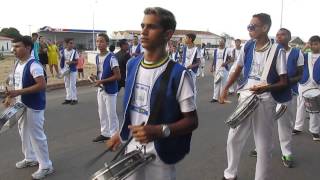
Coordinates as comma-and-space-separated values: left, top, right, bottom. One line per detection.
302, 88, 320, 113
274, 104, 287, 120
225, 94, 260, 128
57, 67, 70, 79
0, 101, 26, 134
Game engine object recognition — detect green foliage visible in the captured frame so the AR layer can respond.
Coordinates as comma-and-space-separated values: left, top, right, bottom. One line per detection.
0, 27, 22, 39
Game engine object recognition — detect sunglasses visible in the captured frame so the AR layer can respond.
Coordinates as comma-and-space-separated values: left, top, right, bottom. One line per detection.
247, 24, 263, 32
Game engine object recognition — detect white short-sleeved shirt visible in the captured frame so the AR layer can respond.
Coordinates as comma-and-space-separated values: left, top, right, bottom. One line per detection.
184, 46, 200, 68
286, 48, 304, 66
14, 57, 44, 102
97, 53, 119, 80
299, 53, 320, 92
127, 59, 196, 161
131, 44, 144, 55
237, 41, 287, 99
215, 48, 232, 71
63, 49, 79, 66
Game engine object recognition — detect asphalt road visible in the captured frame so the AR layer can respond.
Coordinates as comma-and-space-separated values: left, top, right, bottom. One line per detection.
0, 71, 319, 180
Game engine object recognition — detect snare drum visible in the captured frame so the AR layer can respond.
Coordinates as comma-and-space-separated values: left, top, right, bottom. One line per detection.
274, 104, 287, 120
225, 94, 260, 128
57, 67, 70, 79
0, 102, 25, 134
302, 88, 320, 113
214, 70, 224, 84
91, 150, 155, 180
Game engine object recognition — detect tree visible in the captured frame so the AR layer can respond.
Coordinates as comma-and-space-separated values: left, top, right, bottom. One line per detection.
0, 27, 22, 39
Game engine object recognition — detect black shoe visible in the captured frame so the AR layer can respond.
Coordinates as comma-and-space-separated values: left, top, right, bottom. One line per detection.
62, 100, 71, 105
92, 135, 110, 142
249, 150, 257, 157
70, 100, 78, 105
282, 155, 294, 168
312, 133, 320, 141
292, 129, 302, 135
210, 99, 218, 103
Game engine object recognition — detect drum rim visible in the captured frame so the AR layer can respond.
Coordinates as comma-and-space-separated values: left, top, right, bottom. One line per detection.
227, 94, 258, 121
302, 88, 320, 97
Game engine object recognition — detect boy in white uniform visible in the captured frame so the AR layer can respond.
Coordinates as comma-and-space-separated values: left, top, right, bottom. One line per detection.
220, 13, 290, 180
228, 39, 242, 94
130, 35, 144, 57
107, 7, 198, 180
293, 35, 320, 141
6, 36, 53, 179
60, 38, 79, 105
92, 33, 121, 142
210, 38, 232, 103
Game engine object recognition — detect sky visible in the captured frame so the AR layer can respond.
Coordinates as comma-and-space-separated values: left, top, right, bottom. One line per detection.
1, 0, 319, 41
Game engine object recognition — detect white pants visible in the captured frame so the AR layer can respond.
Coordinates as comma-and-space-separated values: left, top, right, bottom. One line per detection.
224, 98, 276, 180
190, 71, 197, 103
212, 70, 227, 100
97, 90, 119, 137
277, 97, 296, 157
18, 108, 52, 169
64, 71, 77, 100
294, 94, 320, 134
126, 142, 176, 180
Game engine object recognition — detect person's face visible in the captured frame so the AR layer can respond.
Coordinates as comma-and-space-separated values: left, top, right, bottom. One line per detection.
235, 40, 241, 48
122, 43, 129, 51
39, 37, 46, 43
133, 37, 138, 45
184, 36, 192, 45
247, 17, 268, 39
12, 42, 30, 59
66, 40, 74, 49
276, 30, 289, 45
310, 41, 320, 53
31, 35, 38, 42
140, 14, 171, 51
219, 39, 225, 47
96, 36, 108, 51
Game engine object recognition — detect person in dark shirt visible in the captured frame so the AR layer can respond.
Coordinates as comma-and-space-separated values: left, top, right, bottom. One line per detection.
115, 39, 131, 91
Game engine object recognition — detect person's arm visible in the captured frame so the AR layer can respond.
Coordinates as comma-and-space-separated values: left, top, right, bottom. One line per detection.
250, 74, 288, 94
6, 76, 46, 98
187, 58, 201, 69
219, 65, 243, 103
96, 66, 121, 85
288, 66, 303, 85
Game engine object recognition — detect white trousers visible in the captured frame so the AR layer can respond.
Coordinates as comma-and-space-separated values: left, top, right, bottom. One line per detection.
294, 94, 320, 134
18, 108, 52, 169
277, 97, 296, 156
64, 71, 77, 100
190, 71, 197, 103
212, 70, 227, 100
126, 143, 176, 180
97, 90, 119, 137
224, 98, 276, 180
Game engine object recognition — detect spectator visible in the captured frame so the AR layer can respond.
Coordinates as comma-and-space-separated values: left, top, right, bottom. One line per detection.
47, 40, 60, 77
115, 39, 131, 91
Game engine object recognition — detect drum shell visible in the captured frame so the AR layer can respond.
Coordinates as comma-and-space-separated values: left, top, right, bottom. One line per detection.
0, 102, 25, 134
57, 67, 70, 79
303, 88, 320, 113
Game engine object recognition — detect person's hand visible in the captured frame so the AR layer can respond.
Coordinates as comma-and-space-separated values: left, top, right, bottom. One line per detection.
128, 124, 162, 144
186, 65, 192, 69
249, 84, 268, 94
66, 61, 72, 65
95, 80, 102, 87
219, 88, 229, 104
5, 89, 21, 98
210, 67, 214, 73
2, 96, 14, 108
106, 132, 121, 151
221, 63, 226, 67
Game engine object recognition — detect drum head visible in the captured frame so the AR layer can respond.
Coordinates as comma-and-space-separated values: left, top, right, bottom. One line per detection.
0, 103, 25, 134
303, 88, 320, 98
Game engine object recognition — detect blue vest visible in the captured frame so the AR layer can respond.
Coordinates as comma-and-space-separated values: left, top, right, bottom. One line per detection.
286, 48, 301, 94
182, 46, 199, 74
60, 49, 77, 72
212, 48, 229, 71
120, 56, 192, 164
21, 59, 46, 110
299, 53, 320, 85
96, 53, 118, 94
240, 40, 291, 103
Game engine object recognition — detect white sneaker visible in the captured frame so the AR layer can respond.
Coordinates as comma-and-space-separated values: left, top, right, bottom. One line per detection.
32, 167, 54, 179
16, 159, 38, 169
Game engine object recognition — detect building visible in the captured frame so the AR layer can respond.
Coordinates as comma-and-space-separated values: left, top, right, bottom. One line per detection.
111, 29, 222, 47
289, 36, 305, 48
38, 26, 106, 50
0, 36, 13, 54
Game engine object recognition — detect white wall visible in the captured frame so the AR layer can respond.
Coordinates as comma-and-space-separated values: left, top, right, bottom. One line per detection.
0, 40, 12, 52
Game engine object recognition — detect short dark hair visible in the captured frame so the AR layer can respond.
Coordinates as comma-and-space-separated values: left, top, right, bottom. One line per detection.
97, 33, 109, 42
109, 44, 115, 52
12, 36, 34, 52
309, 35, 320, 43
186, 33, 196, 42
118, 39, 128, 47
253, 13, 272, 32
235, 39, 241, 42
144, 7, 176, 31
64, 38, 74, 44
279, 28, 291, 41
31, 33, 38, 37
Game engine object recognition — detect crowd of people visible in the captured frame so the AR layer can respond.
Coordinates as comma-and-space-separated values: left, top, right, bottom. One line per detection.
3, 6, 320, 180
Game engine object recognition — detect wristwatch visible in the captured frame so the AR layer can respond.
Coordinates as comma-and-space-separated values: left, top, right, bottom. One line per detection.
161, 124, 171, 138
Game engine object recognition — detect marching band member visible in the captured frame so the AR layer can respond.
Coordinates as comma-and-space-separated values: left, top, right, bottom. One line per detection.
220, 13, 290, 180
107, 7, 198, 180
92, 33, 121, 142
210, 38, 233, 103
293, 35, 320, 141
130, 35, 144, 57
60, 38, 79, 105
6, 36, 53, 179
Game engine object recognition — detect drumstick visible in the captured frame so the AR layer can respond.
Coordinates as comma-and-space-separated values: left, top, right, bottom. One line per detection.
85, 147, 112, 168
